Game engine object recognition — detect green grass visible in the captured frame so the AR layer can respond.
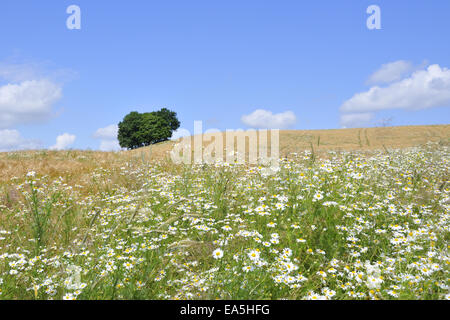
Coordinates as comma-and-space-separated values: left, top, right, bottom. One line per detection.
0, 143, 448, 300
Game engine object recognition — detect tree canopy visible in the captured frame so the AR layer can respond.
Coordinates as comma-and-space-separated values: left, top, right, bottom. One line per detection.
118, 108, 180, 149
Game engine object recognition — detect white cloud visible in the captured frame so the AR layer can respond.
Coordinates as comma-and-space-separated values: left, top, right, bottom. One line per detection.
0, 60, 70, 129
93, 125, 121, 151
241, 109, 297, 129
0, 60, 77, 84
340, 113, 375, 128
170, 128, 191, 141
0, 129, 41, 152
0, 79, 62, 128
367, 60, 413, 85
342, 64, 450, 113
99, 139, 121, 151
93, 124, 118, 140
50, 133, 76, 150
0, 62, 41, 83
340, 64, 450, 127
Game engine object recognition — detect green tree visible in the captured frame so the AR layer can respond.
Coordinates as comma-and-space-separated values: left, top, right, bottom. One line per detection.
118, 111, 144, 149
139, 112, 172, 145
155, 108, 181, 132
118, 108, 180, 149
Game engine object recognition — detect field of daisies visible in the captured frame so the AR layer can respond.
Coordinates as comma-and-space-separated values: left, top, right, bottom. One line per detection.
0, 142, 448, 300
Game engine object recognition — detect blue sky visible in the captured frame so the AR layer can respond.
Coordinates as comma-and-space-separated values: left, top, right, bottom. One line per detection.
0, 0, 449, 151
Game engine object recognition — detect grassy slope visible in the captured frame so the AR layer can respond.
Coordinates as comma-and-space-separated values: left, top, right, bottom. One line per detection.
0, 124, 448, 300
1, 124, 448, 184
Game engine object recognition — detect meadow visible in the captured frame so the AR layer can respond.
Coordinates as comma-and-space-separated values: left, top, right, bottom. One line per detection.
0, 125, 449, 300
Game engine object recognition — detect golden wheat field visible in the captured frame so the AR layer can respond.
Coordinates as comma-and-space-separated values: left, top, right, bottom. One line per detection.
0, 124, 449, 300
1, 125, 448, 183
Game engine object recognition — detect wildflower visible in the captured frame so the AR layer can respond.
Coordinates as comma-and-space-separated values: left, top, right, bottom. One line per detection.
26, 171, 36, 178
248, 250, 260, 261
123, 262, 133, 270
317, 271, 327, 278
306, 291, 327, 300
387, 290, 399, 298
282, 248, 293, 257
63, 293, 76, 300
212, 248, 224, 259
242, 265, 253, 273
313, 192, 323, 201
366, 276, 383, 289
323, 288, 336, 298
